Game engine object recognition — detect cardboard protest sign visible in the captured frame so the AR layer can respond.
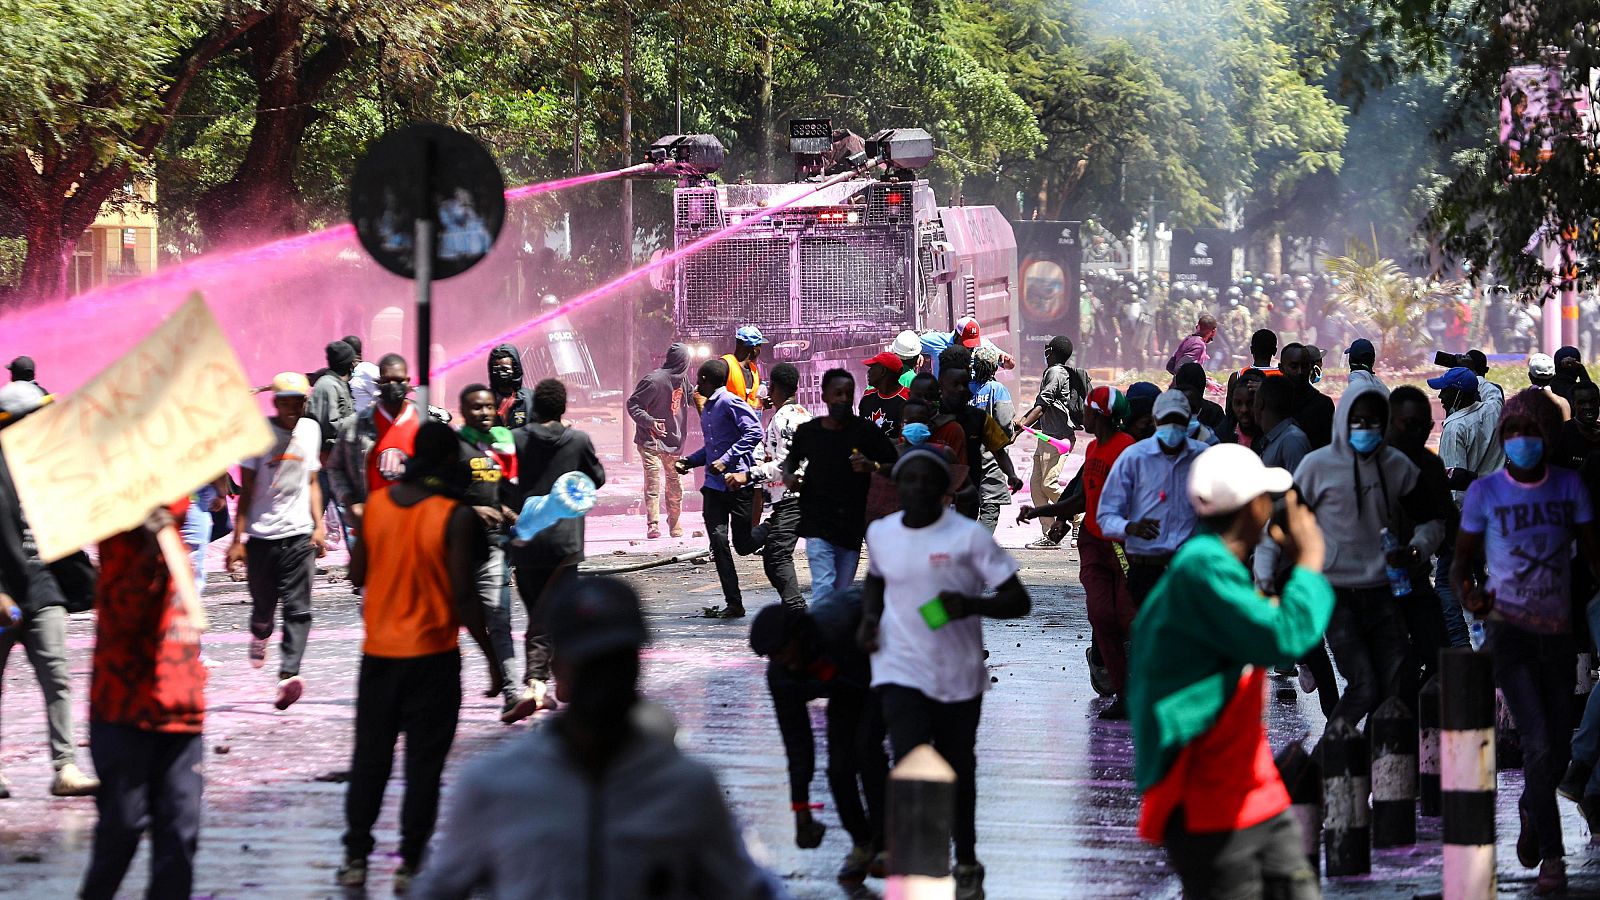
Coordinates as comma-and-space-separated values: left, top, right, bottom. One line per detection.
0, 294, 272, 563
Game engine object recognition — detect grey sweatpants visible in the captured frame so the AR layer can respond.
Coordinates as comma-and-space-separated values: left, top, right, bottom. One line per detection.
0, 605, 76, 769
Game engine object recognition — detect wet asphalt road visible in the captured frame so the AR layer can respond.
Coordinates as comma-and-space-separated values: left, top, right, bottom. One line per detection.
5, 509, 1600, 898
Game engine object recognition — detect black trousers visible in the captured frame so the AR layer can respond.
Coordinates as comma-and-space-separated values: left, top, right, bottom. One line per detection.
762, 495, 804, 608
702, 486, 758, 609
880, 685, 982, 865
1127, 559, 1171, 609
81, 722, 203, 900
343, 650, 461, 867
1163, 809, 1319, 900
245, 534, 315, 677
513, 560, 576, 684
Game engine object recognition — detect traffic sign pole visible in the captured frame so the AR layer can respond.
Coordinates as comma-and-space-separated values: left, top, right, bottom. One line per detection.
414, 216, 434, 413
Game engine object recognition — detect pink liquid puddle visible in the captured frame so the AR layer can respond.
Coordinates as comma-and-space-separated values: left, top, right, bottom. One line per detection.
432, 166, 878, 379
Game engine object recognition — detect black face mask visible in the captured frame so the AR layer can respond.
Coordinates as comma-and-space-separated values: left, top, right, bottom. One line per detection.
827, 401, 855, 421
379, 381, 409, 406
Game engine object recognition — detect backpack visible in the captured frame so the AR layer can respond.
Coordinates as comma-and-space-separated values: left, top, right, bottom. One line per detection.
1062, 366, 1091, 432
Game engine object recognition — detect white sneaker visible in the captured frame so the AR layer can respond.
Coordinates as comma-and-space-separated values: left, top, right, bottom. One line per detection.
501, 680, 555, 724
50, 763, 100, 797
275, 675, 305, 710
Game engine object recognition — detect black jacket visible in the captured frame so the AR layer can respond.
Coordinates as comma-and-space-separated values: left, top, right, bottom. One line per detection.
489, 343, 536, 429
765, 590, 873, 805
1289, 384, 1335, 450
627, 343, 692, 455
0, 450, 91, 619
511, 421, 606, 565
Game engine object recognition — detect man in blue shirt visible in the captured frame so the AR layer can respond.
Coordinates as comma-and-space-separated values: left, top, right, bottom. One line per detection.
1097, 390, 1208, 605
919, 317, 1015, 379
679, 359, 763, 618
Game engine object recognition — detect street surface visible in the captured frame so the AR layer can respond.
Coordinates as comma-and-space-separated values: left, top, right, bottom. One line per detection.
3, 440, 1600, 898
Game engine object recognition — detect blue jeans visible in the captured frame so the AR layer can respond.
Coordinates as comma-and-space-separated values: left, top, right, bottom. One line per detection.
1433, 545, 1470, 648
181, 487, 215, 594
806, 539, 861, 600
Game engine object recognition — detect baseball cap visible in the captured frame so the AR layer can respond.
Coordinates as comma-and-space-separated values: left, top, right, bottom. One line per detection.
889, 330, 921, 358
1154, 389, 1191, 423
955, 316, 981, 348
1085, 386, 1128, 426
271, 371, 312, 397
735, 325, 767, 347
749, 603, 802, 657
891, 445, 953, 480
1344, 338, 1375, 357
547, 577, 650, 664
862, 351, 904, 373
1188, 443, 1293, 517
1529, 353, 1556, 378
0, 381, 49, 426
1426, 366, 1477, 392
7, 355, 35, 377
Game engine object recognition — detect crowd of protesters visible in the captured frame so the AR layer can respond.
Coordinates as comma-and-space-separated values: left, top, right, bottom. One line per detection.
6, 291, 1600, 899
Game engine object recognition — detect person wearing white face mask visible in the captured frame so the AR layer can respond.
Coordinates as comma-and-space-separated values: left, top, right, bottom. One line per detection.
1097, 390, 1208, 606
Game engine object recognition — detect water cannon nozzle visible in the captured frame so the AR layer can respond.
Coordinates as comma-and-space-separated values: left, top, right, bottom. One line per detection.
642, 134, 725, 178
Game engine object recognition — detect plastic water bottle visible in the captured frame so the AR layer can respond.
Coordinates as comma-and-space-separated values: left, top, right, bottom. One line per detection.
512, 471, 598, 542
1380, 528, 1412, 597
1468, 619, 1486, 650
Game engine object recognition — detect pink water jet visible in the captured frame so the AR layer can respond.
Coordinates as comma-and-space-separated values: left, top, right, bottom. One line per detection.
432, 165, 880, 379
503, 163, 655, 201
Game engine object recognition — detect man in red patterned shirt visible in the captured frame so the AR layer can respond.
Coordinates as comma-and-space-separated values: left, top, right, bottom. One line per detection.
81, 501, 207, 900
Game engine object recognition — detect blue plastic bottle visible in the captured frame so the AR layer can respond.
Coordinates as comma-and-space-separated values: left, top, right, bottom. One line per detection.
1381, 527, 1412, 597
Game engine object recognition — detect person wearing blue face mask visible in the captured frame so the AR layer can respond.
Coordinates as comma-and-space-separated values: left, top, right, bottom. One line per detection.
1455, 389, 1600, 894
1254, 380, 1445, 732
1097, 390, 1208, 606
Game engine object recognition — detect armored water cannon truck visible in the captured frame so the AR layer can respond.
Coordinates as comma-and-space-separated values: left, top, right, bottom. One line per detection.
655, 120, 1020, 407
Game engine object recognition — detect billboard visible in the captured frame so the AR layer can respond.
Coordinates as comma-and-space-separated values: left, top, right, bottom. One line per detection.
1012, 220, 1082, 367
1169, 228, 1235, 289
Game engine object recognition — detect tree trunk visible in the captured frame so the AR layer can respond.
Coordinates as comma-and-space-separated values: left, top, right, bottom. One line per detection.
621, 10, 636, 464
758, 33, 774, 182
196, 7, 311, 246
1265, 227, 1284, 277
16, 209, 72, 302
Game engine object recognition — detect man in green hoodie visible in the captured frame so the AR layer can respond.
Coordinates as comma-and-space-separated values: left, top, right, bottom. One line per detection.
1130, 443, 1333, 898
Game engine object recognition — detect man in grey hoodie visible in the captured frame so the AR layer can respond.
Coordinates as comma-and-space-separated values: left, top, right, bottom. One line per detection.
1255, 380, 1444, 729
413, 577, 781, 899
627, 343, 691, 539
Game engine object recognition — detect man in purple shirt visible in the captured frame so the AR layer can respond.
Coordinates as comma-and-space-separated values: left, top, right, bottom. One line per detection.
679, 359, 764, 618
1167, 314, 1218, 375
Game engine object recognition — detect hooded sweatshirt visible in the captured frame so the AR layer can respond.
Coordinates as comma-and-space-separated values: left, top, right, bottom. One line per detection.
511, 420, 606, 565
1254, 380, 1444, 590
489, 344, 535, 429
627, 344, 691, 455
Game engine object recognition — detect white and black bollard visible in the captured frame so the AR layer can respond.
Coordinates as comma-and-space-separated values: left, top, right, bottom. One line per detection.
1441, 648, 1496, 900
1321, 720, 1371, 876
1419, 674, 1442, 817
886, 744, 955, 900
1371, 697, 1418, 847
1275, 739, 1321, 875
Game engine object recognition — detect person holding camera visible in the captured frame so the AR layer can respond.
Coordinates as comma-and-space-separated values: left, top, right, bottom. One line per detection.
1130, 443, 1332, 899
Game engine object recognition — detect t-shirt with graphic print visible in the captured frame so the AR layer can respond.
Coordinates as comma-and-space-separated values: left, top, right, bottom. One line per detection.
1460, 466, 1594, 634
858, 387, 909, 438
366, 403, 421, 495
239, 416, 323, 540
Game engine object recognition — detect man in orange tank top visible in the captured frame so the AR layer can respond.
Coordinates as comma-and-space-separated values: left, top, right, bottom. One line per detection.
338, 421, 490, 892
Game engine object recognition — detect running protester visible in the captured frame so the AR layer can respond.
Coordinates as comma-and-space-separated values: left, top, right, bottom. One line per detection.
327, 354, 420, 538
1019, 386, 1136, 718
859, 447, 1031, 900
339, 422, 491, 892
228, 372, 327, 710
858, 351, 909, 437
750, 591, 888, 882
1455, 389, 1600, 895
487, 344, 535, 428
732, 362, 812, 609
1130, 444, 1332, 898
456, 383, 521, 718
1016, 336, 1086, 547
679, 359, 763, 618
783, 369, 898, 599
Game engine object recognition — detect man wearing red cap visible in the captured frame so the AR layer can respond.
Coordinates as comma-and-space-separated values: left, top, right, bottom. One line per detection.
917, 316, 1015, 379
858, 351, 909, 437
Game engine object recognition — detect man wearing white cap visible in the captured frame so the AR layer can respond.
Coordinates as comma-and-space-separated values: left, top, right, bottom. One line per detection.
889, 330, 923, 391
1530, 352, 1572, 420
1129, 444, 1332, 897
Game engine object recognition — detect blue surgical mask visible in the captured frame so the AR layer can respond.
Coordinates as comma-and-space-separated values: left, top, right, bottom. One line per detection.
902, 422, 932, 445
1186, 418, 1201, 437
1155, 424, 1187, 449
1505, 435, 1545, 469
1349, 426, 1382, 455
1311, 366, 1323, 385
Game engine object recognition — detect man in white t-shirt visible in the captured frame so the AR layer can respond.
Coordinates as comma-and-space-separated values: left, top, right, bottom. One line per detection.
344, 335, 380, 415
227, 372, 327, 711
859, 446, 1030, 900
